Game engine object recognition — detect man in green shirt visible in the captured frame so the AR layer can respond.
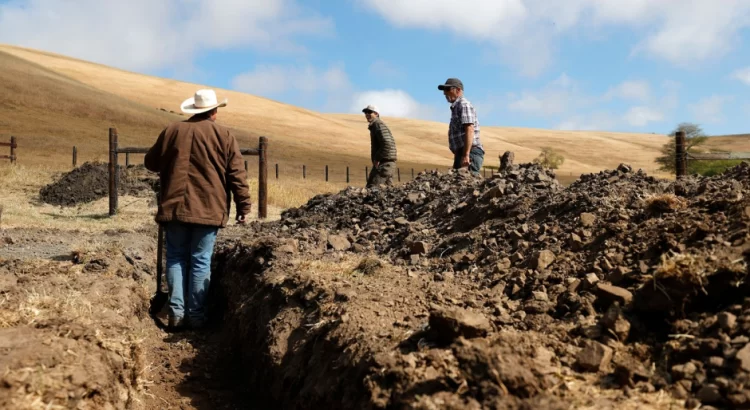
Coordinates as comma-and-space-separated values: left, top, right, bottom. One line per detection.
362, 104, 397, 187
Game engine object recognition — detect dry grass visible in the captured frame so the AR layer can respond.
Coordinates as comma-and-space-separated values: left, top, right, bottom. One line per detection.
0, 43, 693, 179
0, 163, 353, 232
643, 193, 688, 213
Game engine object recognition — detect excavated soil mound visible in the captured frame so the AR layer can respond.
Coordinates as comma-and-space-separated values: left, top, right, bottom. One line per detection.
211, 162, 750, 409
39, 161, 159, 206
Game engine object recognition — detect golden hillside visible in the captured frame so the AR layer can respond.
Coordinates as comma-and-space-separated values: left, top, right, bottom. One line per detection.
0, 44, 677, 179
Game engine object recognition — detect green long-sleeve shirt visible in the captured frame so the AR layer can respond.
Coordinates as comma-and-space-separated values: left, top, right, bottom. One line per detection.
368, 118, 397, 162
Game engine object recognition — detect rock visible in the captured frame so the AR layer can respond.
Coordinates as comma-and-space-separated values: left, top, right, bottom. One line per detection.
409, 241, 430, 255
327, 235, 351, 251
606, 266, 629, 284
407, 193, 420, 204
707, 356, 725, 368
429, 307, 492, 343
580, 213, 596, 227
569, 233, 584, 250
494, 258, 511, 273
394, 217, 409, 226
671, 362, 698, 380
484, 185, 505, 199
534, 250, 556, 270
499, 151, 515, 171
532, 291, 549, 302
735, 343, 750, 372
601, 304, 630, 341
576, 341, 613, 372
595, 283, 633, 306
718, 312, 737, 331
583, 273, 599, 288
697, 384, 722, 403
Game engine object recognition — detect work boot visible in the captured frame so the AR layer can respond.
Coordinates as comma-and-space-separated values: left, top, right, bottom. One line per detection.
168, 315, 185, 330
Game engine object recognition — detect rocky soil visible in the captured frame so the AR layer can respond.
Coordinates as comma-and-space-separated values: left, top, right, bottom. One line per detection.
39, 162, 159, 206
210, 161, 750, 409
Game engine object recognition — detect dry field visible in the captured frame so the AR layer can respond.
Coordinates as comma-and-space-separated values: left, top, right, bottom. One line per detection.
0, 43, 688, 180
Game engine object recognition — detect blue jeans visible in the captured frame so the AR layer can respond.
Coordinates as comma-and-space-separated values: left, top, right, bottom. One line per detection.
164, 221, 219, 325
453, 146, 485, 175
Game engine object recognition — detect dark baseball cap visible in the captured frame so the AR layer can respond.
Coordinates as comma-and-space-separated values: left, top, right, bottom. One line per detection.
437, 78, 464, 90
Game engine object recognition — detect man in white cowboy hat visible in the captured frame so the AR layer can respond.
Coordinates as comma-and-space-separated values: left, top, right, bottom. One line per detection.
362, 104, 397, 187
145, 89, 252, 330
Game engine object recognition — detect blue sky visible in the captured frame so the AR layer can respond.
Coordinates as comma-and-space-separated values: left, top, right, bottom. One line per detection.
1, 0, 750, 135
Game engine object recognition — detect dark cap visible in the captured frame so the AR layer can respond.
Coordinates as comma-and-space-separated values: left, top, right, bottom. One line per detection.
437, 78, 463, 90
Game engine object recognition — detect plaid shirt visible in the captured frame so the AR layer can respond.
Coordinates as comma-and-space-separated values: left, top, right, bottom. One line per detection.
448, 96, 483, 153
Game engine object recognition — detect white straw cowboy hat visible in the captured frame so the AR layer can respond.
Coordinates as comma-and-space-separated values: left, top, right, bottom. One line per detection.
180, 89, 228, 114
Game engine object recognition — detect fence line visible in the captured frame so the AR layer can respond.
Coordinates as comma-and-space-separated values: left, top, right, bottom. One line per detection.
0, 136, 17, 164
106, 128, 268, 219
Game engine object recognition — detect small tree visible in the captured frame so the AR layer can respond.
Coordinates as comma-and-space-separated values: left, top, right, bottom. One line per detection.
533, 147, 565, 169
655, 122, 708, 174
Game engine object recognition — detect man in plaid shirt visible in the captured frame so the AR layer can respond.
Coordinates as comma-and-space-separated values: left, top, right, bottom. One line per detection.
437, 78, 484, 176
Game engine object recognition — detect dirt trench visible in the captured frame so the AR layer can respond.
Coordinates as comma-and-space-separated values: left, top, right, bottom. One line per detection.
0, 227, 263, 409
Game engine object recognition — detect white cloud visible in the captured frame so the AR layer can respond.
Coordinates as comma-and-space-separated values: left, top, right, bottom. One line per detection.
603, 81, 651, 102
351, 89, 436, 120
555, 112, 619, 131
231, 64, 436, 119
507, 73, 592, 116
689, 95, 734, 124
368, 60, 405, 79
231, 64, 351, 96
360, 0, 750, 76
623, 106, 663, 127
0, 0, 333, 71
515, 74, 678, 131
731, 67, 750, 86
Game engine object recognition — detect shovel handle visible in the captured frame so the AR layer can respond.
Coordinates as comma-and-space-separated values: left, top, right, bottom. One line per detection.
156, 223, 164, 291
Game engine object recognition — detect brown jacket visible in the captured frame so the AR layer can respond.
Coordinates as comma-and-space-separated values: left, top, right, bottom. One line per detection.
144, 116, 252, 227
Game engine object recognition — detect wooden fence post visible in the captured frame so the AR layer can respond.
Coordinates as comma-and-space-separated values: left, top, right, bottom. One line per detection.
125, 152, 130, 167
258, 136, 267, 219
365, 166, 368, 184
325, 165, 329, 182
9, 136, 16, 164
108, 128, 118, 216
397, 168, 401, 182
73, 146, 77, 168
275, 163, 279, 179
675, 131, 687, 178
411, 168, 414, 179
346, 166, 350, 183
303, 165, 306, 179
244, 160, 248, 172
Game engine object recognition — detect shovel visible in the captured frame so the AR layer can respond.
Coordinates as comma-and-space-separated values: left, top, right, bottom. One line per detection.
149, 222, 169, 317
